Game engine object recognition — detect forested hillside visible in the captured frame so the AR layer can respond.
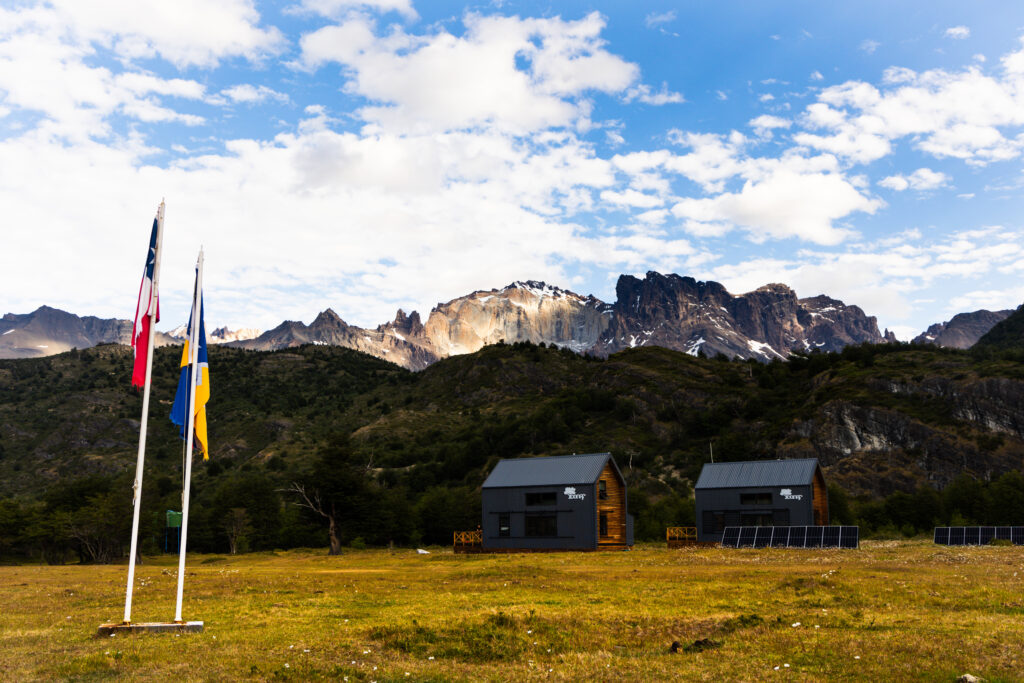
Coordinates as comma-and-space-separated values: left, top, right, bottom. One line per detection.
1, 339, 1023, 561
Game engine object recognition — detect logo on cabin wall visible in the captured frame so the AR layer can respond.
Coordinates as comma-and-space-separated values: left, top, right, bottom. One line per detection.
780, 488, 803, 500
564, 486, 586, 500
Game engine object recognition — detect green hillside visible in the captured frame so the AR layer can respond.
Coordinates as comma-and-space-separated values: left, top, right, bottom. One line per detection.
1, 340, 1023, 561
974, 304, 1024, 352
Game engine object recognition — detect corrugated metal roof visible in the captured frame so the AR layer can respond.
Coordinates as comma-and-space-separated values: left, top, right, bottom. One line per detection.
694, 458, 820, 490
482, 453, 612, 488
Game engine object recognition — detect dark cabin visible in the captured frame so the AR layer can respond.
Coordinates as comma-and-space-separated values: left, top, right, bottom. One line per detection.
481, 453, 634, 551
694, 458, 829, 543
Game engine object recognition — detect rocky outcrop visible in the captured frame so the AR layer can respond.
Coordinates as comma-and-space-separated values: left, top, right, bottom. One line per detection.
232, 308, 440, 370
591, 273, 894, 360
1, 272, 900, 368
912, 309, 1013, 349
1, 306, 136, 358
781, 375, 1024, 496
418, 281, 613, 356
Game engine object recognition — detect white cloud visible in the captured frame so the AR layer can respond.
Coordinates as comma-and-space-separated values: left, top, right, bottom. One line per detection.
644, 11, 675, 28
878, 167, 949, 191
672, 167, 881, 245
221, 84, 290, 104
793, 50, 1024, 166
859, 39, 880, 55
46, 0, 285, 68
297, 0, 417, 20
749, 114, 791, 137
624, 82, 684, 105
299, 12, 640, 134
945, 26, 970, 40
810, 70, 824, 81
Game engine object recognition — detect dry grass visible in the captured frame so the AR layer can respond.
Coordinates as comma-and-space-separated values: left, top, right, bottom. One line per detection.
2, 541, 1023, 681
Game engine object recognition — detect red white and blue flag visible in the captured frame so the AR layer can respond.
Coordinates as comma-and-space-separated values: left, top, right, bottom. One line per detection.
131, 213, 161, 388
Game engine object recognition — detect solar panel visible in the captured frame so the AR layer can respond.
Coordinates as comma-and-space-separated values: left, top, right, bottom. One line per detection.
720, 526, 859, 549
933, 526, 1024, 546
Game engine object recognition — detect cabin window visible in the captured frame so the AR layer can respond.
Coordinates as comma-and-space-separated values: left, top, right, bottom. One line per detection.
702, 511, 726, 534
741, 513, 774, 527
525, 491, 557, 506
740, 492, 772, 506
525, 514, 557, 537
599, 512, 609, 537
498, 513, 510, 537
598, 480, 608, 500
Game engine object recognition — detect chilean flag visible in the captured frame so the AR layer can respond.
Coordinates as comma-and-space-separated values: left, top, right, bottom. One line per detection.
131, 215, 160, 388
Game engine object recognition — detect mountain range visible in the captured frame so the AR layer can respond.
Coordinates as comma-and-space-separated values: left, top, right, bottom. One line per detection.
2, 271, 1017, 369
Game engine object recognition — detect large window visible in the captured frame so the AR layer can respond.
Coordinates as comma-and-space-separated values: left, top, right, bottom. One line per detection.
525, 514, 557, 537
599, 512, 609, 537
498, 513, 510, 537
741, 513, 774, 527
525, 491, 556, 506
740, 492, 772, 506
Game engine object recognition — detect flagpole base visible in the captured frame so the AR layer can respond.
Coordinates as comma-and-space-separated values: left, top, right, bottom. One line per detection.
96, 621, 203, 637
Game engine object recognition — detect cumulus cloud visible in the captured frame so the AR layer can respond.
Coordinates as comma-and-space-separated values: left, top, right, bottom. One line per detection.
878, 167, 950, 191
299, 12, 639, 134
220, 84, 290, 104
44, 0, 284, 68
297, 0, 417, 19
945, 26, 970, 40
793, 51, 1024, 166
672, 167, 881, 245
624, 82, 684, 105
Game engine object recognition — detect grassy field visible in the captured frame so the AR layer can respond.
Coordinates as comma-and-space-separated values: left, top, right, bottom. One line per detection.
2, 541, 1023, 682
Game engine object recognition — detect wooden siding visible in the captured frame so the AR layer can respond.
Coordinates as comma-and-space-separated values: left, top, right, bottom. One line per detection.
596, 462, 626, 546
812, 468, 829, 526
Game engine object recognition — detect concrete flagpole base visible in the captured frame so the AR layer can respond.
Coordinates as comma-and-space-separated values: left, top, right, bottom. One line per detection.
96, 621, 203, 637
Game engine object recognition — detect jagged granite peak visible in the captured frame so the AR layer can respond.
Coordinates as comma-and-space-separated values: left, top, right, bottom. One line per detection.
420, 280, 614, 356
593, 272, 891, 360
2, 272, 897, 368
912, 309, 1014, 349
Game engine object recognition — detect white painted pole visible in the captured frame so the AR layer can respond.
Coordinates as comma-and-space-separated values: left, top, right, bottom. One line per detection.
123, 201, 164, 625
174, 249, 203, 624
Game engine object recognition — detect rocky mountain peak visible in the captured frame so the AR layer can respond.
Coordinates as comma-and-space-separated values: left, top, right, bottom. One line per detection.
311, 308, 346, 328
913, 309, 1014, 349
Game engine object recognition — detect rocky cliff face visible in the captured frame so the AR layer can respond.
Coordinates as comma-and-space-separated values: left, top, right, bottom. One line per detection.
779, 374, 1024, 496
1, 272, 901, 368
232, 308, 441, 370
912, 309, 1013, 349
0, 306, 136, 358
592, 273, 895, 360
416, 281, 614, 356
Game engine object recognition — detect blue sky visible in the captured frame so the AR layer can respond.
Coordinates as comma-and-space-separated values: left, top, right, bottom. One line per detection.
2, 1, 1024, 340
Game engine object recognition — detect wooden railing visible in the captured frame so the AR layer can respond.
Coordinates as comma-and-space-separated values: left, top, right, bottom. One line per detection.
453, 530, 482, 549
666, 527, 698, 545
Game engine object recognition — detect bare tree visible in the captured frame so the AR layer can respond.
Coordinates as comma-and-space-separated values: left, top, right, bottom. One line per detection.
279, 483, 342, 555
223, 508, 252, 555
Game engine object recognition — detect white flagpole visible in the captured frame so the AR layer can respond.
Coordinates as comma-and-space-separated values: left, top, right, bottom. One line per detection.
174, 249, 203, 624
123, 200, 164, 625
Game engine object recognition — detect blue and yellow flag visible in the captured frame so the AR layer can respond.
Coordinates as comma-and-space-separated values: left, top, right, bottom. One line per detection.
170, 288, 210, 459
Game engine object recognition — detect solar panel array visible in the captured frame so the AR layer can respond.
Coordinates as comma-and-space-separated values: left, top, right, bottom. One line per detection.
934, 526, 1024, 546
721, 526, 859, 549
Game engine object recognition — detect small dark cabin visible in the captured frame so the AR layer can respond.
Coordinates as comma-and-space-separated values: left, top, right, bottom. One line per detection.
481, 453, 634, 551
695, 458, 829, 543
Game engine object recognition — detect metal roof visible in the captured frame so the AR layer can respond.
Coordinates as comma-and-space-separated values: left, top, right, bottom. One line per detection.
694, 458, 821, 490
482, 453, 614, 488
